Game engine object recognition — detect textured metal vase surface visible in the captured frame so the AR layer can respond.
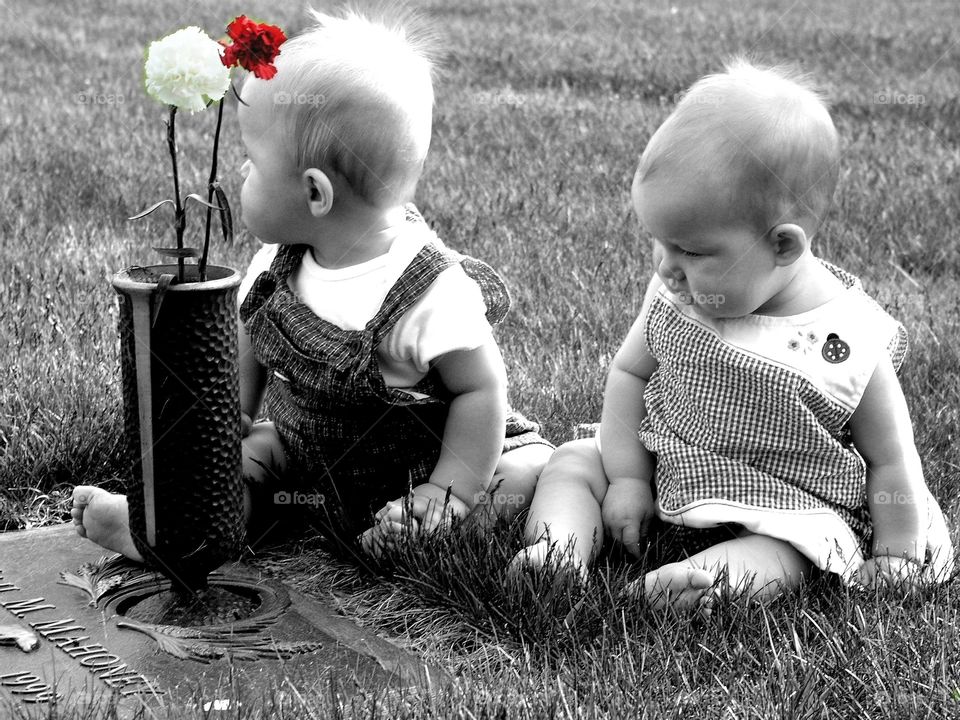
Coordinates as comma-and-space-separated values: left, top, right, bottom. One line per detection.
113, 265, 244, 591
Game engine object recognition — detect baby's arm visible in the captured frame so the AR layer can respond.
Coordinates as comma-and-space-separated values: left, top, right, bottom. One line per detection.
850, 356, 928, 587
421, 339, 508, 517
238, 320, 267, 437
599, 276, 660, 557
372, 338, 508, 538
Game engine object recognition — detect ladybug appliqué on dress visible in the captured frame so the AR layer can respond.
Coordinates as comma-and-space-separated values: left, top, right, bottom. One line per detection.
821, 333, 850, 363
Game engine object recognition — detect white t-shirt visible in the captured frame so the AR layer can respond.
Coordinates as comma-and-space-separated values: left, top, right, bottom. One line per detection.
238, 227, 493, 388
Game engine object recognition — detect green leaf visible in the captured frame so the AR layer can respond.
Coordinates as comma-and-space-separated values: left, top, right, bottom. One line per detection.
153, 247, 199, 259
151, 272, 175, 326
128, 198, 175, 221
213, 183, 234, 246
183, 193, 223, 212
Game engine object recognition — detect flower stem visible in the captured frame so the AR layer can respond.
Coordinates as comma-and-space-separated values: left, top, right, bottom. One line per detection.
166, 105, 185, 283
199, 99, 225, 282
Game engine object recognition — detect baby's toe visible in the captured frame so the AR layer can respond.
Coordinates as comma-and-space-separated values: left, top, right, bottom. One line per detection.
639, 564, 718, 614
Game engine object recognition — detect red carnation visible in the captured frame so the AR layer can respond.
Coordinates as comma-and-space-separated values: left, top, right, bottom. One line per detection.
221, 15, 286, 80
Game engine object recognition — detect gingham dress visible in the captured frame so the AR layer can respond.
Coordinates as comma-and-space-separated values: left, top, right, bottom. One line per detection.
239, 208, 545, 534
639, 263, 910, 579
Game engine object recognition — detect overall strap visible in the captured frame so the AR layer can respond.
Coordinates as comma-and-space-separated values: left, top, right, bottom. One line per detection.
270, 244, 310, 279
373, 204, 511, 334
239, 245, 307, 324
368, 243, 458, 347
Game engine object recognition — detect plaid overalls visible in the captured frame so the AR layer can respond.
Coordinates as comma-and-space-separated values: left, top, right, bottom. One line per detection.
239, 215, 542, 533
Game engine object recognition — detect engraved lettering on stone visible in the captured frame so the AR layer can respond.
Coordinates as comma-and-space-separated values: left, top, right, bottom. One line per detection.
0, 570, 17, 595
54, 634, 91, 650
64, 642, 112, 660
23, 691, 59, 704
1, 672, 42, 687
0, 672, 60, 703
26, 617, 159, 698
1, 597, 56, 617
80, 652, 122, 668
97, 664, 155, 693
31, 618, 86, 639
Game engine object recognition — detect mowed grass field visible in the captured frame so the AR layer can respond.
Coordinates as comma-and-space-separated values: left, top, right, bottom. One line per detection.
2, 0, 960, 717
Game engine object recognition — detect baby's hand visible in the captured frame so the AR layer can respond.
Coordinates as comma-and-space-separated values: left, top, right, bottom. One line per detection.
359, 501, 418, 557
601, 479, 655, 559
857, 555, 924, 592
381, 493, 469, 531
360, 492, 469, 557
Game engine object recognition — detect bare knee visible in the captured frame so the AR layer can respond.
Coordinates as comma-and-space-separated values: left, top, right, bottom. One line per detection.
536, 439, 607, 501
242, 421, 287, 485
488, 443, 554, 510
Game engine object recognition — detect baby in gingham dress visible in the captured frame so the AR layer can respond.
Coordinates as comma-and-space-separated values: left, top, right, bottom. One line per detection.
510, 60, 954, 614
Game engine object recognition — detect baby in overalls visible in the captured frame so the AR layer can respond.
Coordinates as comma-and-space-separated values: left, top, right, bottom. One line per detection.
510, 60, 954, 615
72, 8, 553, 559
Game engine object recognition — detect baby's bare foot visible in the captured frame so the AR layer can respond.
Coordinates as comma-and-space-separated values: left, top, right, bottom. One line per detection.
71, 486, 144, 562
626, 563, 718, 618
507, 540, 589, 585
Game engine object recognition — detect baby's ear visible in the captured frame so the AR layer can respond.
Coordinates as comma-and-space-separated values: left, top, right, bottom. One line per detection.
302, 168, 334, 217
769, 223, 807, 266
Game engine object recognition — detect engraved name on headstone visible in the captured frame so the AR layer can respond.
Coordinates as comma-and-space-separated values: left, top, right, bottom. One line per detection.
0, 525, 444, 715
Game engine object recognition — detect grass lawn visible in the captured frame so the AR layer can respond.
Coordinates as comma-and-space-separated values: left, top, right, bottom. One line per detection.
2, 0, 960, 717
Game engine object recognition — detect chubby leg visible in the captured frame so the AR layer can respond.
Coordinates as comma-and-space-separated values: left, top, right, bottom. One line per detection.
631, 531, 812, 617
72, 422, 286, 561
241, 421, 288, 525
508, 439, 608, 580
469, 443, 555, 525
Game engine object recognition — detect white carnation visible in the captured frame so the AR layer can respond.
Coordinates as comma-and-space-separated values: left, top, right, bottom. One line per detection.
144, 27, 231, 113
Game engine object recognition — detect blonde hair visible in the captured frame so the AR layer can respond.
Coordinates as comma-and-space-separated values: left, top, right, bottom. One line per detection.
268, 6, 436, 207
636, 59, 840, 236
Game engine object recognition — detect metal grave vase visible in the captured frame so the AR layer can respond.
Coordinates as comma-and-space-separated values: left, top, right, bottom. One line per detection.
112, 264, 244, 591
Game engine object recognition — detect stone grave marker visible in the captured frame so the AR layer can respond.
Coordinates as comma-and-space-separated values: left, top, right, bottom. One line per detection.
0, 524, 443, 715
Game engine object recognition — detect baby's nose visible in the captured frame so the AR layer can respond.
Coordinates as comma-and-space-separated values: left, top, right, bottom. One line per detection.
657, 259, 684, 286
